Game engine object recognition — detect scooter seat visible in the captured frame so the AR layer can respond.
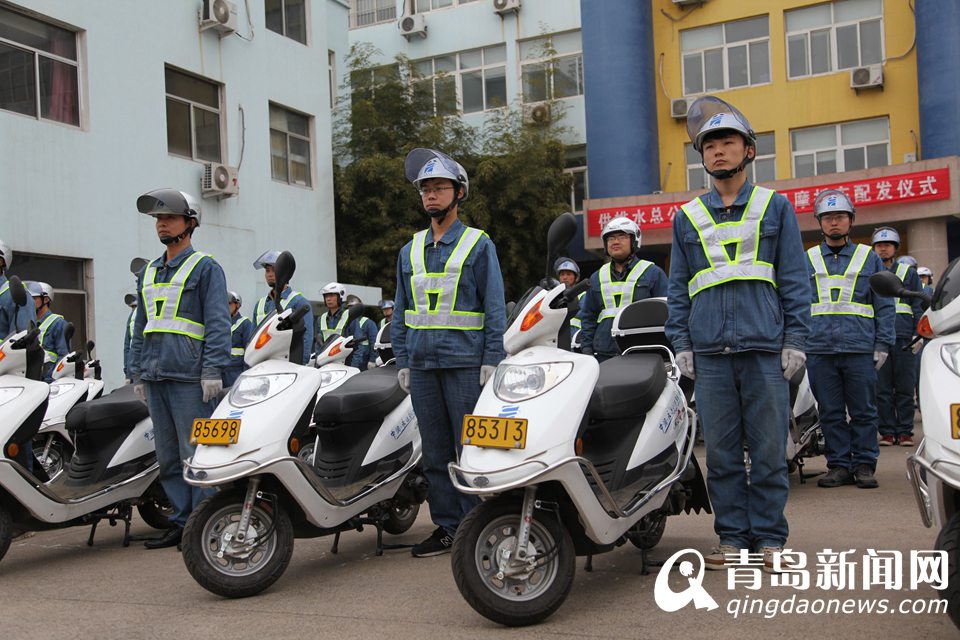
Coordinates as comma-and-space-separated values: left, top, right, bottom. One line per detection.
588, 353, 667, 420
313, 367, 406, 424
66, 384, 149, 434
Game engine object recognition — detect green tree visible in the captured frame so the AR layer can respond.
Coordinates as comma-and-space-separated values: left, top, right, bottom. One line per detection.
333, 42, 573, 302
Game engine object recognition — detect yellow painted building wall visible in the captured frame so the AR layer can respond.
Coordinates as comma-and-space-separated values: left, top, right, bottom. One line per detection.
652, 0, 920, 194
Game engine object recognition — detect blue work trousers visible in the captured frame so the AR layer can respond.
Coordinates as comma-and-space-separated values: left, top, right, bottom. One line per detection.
695, 351, 790, 549
807, 353, 880, 470
877, 338, 916, 437
144, 381, 217, 527
409, 367, 482, 536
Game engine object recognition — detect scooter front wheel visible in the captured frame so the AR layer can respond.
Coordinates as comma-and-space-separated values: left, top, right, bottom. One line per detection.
935, 512, 960, 630
181, 491, 294, 598
451, 496, 575, 627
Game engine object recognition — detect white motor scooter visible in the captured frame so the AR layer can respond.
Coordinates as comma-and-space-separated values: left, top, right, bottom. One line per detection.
872, 266, 960, 630
448, 213, 710, 627
34, 328, 105, 479
181, 252, 427, 599
0, 278, 171, 562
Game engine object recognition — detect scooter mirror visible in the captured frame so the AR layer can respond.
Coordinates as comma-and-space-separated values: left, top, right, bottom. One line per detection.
870, 270, 907, 298
64, 323, 75, 345
86, 340, 95, 354
129, 257, 148, 275
506, 301, 516, 317
8, 276, 26, 307
272, 251, 297, 312
545, 212, 578, 277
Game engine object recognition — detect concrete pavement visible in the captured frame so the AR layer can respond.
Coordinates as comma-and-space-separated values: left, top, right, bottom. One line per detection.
0, 428, 955, 639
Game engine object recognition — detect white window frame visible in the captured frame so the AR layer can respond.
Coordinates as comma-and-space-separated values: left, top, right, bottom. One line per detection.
349, 0, 397, 29
269, 102, 314, 188
685, 132, 776, 191
790, 117, 890, 178
266, 0, 309, 44
414, 44, 507, 116
165, 66, 224, 163
785, 1, 885, 80
519, 32, 585, 104
0, 5, 81, 127
680, 15, 771, 97
414, 0, 479, 14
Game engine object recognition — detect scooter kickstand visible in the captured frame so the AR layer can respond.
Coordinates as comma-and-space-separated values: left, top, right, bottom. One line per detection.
375, 523, 384, 557
584, 554, 593, 573
331, 531, 341, 554
87, 519, 99, 547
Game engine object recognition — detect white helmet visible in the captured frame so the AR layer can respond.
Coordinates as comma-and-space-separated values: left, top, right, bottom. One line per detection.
321, 282, 346, 298
0, 238, 11, 270
136, 189, 202, 225
228, 291, 242, 307
918, 266, 933, 277
379, 299, 395, 310
694, 112, 756, 153
601, 217, 641, 250
897, 255, 918, 268
25, 281, 43, 299
404, 148, 469, 201
253, 250, 281, 269
124, 292, 138, 308
871, 226, 901, 248
813, 189, 855, 221
38, 282, 54, 303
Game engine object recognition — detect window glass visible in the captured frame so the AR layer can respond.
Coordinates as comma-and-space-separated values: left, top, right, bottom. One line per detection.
724, 15, 768, 43
860, 19, 883, 65
681, 24, 723, 51
835, 0, 882, 22
787, 35, 808, 78
749, 41, 770, 84
786, 4, 832, 31
0, 42, 36, 117
836, 24, 860, 69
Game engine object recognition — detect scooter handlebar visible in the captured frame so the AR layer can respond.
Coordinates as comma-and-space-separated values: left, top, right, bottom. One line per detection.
552, 279, 590, 309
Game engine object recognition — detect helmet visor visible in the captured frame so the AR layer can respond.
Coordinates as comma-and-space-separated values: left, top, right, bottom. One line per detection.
686, 96, 753, 145
137, 189, 196, 217
405, 148, 462, 184
253, 250, 281, 269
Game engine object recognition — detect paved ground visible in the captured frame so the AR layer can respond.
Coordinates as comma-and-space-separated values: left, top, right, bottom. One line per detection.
0, 422, 956, 639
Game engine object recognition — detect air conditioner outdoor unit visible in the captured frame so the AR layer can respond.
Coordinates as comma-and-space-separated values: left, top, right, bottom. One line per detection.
670, 97, 693, 119
493, 0, 521, 15
524, 103, 551, 126
201, 0, 238, 35
202, 163, 239, 199
399, 14, 427, 40
850, 64, 883, 91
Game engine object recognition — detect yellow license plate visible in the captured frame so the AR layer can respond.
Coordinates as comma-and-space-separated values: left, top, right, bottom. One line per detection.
952, 404, 960, 439
462, 415, 527, 450
191, 418, 241, 446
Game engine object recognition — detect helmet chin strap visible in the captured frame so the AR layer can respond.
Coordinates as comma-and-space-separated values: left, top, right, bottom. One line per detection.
159, 220, 194, 245
826, 232, 848, 242
426, 203, 454, 221
703, 149, 753, 180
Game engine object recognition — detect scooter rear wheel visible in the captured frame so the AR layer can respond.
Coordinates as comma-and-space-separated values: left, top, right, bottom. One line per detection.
935, 512, 960, 630
181, 491, 294, 598
382, 501, 420, 535
137, 480, 175, 530
451, 496, 575, 627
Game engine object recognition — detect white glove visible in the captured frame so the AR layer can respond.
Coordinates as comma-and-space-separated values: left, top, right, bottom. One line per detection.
911, 340, 923, 355
480, 365, 497, 387
201, 378, 223, 403
366, 361, 377, 370
134, 383, 145, 402
874, 351, 888, 371
676, 351, 695, 379
398, 368, 411, 394
781, 348, 806, 381
124, 378, 133, 385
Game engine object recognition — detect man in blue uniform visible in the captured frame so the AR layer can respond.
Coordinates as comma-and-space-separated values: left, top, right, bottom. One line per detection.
872, 228, 924, 447
316, 283, 377, 369
665, 99, 810, 572
224, 291, 254, 387
252, 250, 313, 365
804, 191, 894, 489
577, 219, 668, 361
393, 148, 506, 557
129, 189, 231, 550
27, 281, 69, 381
0, 239, 36, 337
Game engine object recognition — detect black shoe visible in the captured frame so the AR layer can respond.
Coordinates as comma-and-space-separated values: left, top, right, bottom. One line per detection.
817, 467, 855, 488
144, 527, 183, 550
854, 464, 879, 489
411, 527, 454, 557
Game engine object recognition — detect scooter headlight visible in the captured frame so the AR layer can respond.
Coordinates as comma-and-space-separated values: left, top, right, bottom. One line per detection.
318, 369, 347, 388
48, 382, 76, 398
0, 386, 24, 407
493, 362, 573, 403
229, 373, 297, 407
941, 344, 960, 377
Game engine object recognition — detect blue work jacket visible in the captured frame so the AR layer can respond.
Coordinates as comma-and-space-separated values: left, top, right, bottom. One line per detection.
392, 218, 506, 370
